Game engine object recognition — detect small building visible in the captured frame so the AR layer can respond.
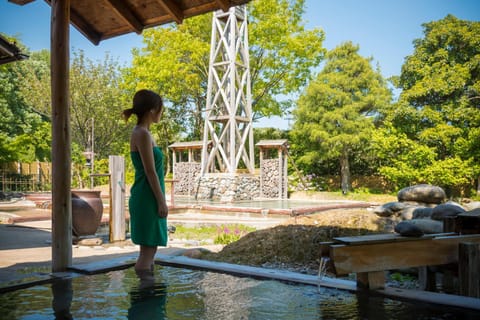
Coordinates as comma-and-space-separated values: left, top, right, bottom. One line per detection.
169, 141, 210, 196
256, 139, 289, 199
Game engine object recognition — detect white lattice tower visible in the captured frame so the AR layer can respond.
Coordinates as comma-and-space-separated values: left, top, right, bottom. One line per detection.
201, 5, 254, 174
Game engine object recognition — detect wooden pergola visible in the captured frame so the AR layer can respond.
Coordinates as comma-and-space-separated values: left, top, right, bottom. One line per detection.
11, 0, 250, 272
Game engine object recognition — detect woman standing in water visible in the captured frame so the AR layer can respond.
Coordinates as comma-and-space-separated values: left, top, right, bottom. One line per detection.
122, 89, 168, 273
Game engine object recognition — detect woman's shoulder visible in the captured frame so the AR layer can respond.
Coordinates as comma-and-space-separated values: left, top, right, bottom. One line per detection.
131, 126, 154, 151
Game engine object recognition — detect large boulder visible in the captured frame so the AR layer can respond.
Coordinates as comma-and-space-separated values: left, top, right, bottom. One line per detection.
431, 203, 466, 221
397, 184, 446, 204
407, 219, 443, 234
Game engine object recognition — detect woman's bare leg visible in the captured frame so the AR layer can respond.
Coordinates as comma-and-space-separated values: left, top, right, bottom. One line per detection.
135, 245, 157, 271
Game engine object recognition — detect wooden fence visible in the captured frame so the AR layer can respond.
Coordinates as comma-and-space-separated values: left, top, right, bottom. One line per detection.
0, 162, 52, 192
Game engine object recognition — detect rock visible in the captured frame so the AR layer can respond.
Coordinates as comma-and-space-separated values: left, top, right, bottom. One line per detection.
399, 206, 417, 220
394, 221, 424, 237
463, 201, 480, 211
412, 207, 433, 219
0, 192, 25, 201
182, 248, 212, 259
445, 201, 464, 208
374, 201, 408, 217
73, 237, 103, 246
397, 184, 446, 204
431, 203, 466, 221
465, 208, 480, 216
406, 219, 443, 234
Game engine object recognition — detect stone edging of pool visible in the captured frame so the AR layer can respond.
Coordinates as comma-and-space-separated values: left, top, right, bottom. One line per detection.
2, 251, 479, 312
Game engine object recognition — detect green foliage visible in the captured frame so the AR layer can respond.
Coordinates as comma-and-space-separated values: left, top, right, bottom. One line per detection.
420, 157, 475, 196
380, 15, 480, 195
0, 39, 50, 163
16, 49, 51, 121
172, 224, 255, 244
214, 225, 255, 245
124, 0, 325, 140
390, 272, 416, 283
70, 50, 129, 160
291, 42, 391, 191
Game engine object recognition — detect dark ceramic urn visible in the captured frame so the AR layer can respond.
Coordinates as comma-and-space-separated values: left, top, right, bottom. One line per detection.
71, 190, 103, 236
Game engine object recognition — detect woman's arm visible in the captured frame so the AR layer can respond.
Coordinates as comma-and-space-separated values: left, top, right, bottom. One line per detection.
134, 129, 168, 217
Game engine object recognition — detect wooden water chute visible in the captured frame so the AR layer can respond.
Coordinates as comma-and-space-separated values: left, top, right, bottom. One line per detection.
322, 232, 480, 298
255, 139, 289, 199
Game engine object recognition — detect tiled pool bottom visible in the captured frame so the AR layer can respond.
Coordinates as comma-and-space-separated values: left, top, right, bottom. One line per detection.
1, 267, 479, 320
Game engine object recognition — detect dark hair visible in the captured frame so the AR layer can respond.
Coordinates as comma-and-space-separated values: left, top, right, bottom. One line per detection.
122, 89, 163, 123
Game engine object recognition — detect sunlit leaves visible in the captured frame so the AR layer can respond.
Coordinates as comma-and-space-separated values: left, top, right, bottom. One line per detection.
125, 0, 325, 139
380, 15, 480, 194
291, 41, 391, 183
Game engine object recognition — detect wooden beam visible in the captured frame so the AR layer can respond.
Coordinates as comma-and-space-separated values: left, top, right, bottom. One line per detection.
8, 0, 35, 5
157, 0, 184, 24
330, 234, 480, 276
357, 271, 385, 290
51, 0, 72, 272
45, 0, 102, 45
106, 0, 143, 34
214, 0, 231, 12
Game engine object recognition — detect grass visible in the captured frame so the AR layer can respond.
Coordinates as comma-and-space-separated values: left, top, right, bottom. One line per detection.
289, 190, 397, 203
172, 224, 256, 244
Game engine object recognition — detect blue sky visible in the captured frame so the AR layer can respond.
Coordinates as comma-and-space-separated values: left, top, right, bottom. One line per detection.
1, 0, 479, 128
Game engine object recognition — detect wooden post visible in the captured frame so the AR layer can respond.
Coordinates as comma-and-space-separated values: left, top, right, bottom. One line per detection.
459, 242, 480, 298
109, 156, 126, 242
259, 149, 264, 198
418, 266, 437, 291
356, 271, 385, 290
164, 179, 178, 206
278, 148, 282, 199
51, 0, 72, 272
443, 216, 458, 233
172, 150, 176, 176
282, 147, 287, 199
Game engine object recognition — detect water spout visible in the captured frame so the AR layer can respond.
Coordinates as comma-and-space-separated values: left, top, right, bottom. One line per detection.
318, 256, 330, 290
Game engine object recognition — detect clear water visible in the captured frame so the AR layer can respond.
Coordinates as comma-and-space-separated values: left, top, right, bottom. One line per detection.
0, 266, 479, 319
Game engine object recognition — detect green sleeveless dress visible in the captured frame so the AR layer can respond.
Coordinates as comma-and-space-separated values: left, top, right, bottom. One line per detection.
129, 146, 168, 247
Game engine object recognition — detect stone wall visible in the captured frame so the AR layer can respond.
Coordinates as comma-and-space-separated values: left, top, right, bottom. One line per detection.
261, 158, 280, 198
260, 158, 287, 199
173, 162, 201, 195
195, 173, 260, 201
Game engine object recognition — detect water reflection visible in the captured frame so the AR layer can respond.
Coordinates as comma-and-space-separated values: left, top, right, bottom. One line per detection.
1, 266, 476, 319
51, 278, 73, 320
128, 269, 167, 319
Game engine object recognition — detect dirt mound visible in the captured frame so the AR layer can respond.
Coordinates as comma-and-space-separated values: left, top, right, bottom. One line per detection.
201, 209, 395, 272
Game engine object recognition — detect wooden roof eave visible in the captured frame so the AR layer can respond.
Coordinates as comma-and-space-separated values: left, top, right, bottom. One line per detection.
41, 0, 250, 45
0, 34, 29, 65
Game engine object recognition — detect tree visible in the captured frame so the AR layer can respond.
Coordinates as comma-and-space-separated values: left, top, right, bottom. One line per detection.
16, 48, 129, 161
69, 50, 129, 160
291, 42, 391, 193
386, 15, 480, 195
16, 49, 51, 121
0, 39, 50, 163
123, 0, 325, 140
